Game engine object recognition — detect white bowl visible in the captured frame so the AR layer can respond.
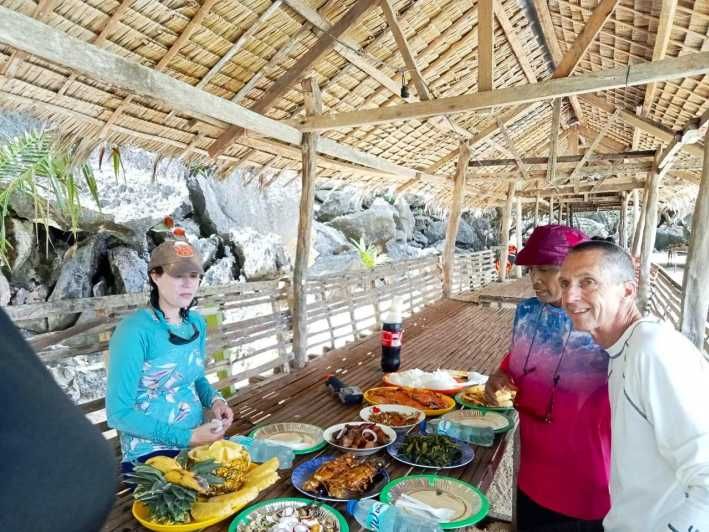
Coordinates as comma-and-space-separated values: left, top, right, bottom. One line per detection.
359, 404, 425, 433
323, 421, 397, 456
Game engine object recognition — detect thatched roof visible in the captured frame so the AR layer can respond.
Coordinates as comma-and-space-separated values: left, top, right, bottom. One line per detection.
0, 0, 706, 209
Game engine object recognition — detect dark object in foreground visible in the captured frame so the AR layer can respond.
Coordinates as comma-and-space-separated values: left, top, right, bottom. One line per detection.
0, 308, 116, 532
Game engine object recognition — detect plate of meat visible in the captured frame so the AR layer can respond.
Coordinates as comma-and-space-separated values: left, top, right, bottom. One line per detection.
364, 386, 457, 416
323, 421, 397, 456
291, 453, 390, 502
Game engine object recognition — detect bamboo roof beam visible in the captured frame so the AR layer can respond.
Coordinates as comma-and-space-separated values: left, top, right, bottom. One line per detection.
580, 94, 705, 159
0, 0, 58, 77
567, 109, 620, 190
547, 98, 562, 181
642, 0, 678, 116
496, 117, 529, 180
57, 0, 135, 96
494, 1, 537, 84
380, 0, 430, 100
96, 0, 220, 140
469, 150, 655, 168
295, 52, 709, 132
0, 6, 442, 183
478, 0, 494, 92
208, 0, 376, 158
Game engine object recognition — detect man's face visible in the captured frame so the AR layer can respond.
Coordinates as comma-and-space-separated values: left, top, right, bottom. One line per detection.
529, 265, 562, 304
559, 249, 632, 340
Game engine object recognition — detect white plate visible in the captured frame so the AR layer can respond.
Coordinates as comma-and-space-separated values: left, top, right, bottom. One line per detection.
359, 404, 425, 432
442, 409, 511, 433
323, 421, 397, 456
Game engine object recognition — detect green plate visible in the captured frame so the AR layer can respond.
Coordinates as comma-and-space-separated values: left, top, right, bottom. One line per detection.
228, 497, 349, 532
248, 422, 326, 455
454, 391, 514, 413
380, 474, 489, 529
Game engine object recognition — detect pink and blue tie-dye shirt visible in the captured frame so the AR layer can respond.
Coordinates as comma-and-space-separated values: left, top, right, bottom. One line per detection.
505, 297, 611, 520
106, 308, 221, 463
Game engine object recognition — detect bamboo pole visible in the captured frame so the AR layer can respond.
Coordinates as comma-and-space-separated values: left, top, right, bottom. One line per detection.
513, 197, 523, 278
442, 141, 472, 297
680, 133, 709, 350
549, 196, 555, 224
534, 194, 540, 227
631, 181, 649, 257
499, 182, 516, 282
292, 77, 322, 368
638, 156, 662, 313
631, 188, 641, 242
619, 191, 629, 248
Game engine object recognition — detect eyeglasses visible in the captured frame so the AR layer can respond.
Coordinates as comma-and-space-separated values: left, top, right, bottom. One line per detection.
514, 304, 572, 424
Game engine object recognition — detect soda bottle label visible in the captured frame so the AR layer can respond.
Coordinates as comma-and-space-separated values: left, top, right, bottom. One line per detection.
365, 501, 389, 530
381, 330, 402, 347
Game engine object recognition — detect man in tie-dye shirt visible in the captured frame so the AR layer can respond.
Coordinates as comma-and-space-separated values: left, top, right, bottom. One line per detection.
485, 225, 610, 531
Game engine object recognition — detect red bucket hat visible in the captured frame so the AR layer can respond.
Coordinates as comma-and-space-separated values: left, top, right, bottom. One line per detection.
515, 224, 588, 267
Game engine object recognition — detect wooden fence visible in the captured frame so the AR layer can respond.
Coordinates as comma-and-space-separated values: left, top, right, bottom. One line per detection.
649, 264, 709, 354
2, 250, 498, 451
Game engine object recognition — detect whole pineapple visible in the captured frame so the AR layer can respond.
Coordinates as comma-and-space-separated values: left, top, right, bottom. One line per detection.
129, 464, 197, 524
188, 440, 251, 495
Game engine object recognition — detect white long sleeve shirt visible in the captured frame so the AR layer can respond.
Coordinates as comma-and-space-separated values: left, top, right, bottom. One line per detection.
604, 318, 709, 532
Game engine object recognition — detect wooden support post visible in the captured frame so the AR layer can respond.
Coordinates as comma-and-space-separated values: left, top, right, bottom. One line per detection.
443, 141, 472, 297
638, 158, 662, 313
619, 191, 629, 248
513, 197, 523, 279
499, 182, 516, 282
631, 188, 641, 241
680, 133, 709, 350
292, 78, 322, 368
549, 196, 555, 224
632, 182, 648, 257
534, 194, 540, 227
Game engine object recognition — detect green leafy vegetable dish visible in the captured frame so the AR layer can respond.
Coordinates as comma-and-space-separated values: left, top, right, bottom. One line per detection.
398, 434, 463, 467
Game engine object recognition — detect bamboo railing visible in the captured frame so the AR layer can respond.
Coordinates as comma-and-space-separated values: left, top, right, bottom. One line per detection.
649, 264, 709, 354
2, 250, 498, 452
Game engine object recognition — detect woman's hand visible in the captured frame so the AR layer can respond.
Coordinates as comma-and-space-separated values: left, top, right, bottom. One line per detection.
190, 421, 226, 446
484, 369, 517, 405
211, 398, 234, 429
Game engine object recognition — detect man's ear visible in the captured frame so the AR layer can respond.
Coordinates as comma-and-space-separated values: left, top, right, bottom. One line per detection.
623, 280, 637, 300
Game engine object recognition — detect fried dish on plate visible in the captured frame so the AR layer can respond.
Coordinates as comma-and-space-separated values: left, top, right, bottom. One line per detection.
367, 386, 451, 410
302, 454, 384, 499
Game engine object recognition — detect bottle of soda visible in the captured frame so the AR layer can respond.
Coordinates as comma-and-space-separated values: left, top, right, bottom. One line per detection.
346, 499, 442, 531
381, 296, 403, 372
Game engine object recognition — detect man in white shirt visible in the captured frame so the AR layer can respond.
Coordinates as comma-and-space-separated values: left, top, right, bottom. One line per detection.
559, 240, 709, 532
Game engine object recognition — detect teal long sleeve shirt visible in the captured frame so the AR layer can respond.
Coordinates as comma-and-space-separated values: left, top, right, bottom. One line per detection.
106, 308, 221, 462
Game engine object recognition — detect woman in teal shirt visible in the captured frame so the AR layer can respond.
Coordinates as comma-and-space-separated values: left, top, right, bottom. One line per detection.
106, 238, 233, 467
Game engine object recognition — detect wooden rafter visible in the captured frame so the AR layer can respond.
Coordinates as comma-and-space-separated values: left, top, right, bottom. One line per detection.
196, 0, 284, 90
496, 118, 529, 180
295, 52, 709, 131
580, 94, 705, 159
208, 0, 375, 158
478, 0, 494, 92
566, 109, 620, 190
641, 0, 678, 117
494, 2, 537, 84
380, 0, 430, 100
57, 0, 135, 96
0, 0, 58, 77
552, 0, 619, 79
0, 6, 443, 183
96, 0, 219, 140
547, 98, 562, 182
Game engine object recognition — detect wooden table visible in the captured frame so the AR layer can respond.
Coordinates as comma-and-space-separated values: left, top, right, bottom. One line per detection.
103, 300, 515, 531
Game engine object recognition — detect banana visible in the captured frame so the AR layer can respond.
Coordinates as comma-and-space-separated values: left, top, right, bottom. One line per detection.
208, 486, 259, 510
145, 456, 183, 474
242, 471, 279, 492
164, 469, 209, 495
244, 457, 279, 481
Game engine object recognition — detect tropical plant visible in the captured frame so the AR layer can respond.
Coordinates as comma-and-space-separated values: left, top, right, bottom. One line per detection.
351, 236, 379, 270
0, 130, 108, 267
